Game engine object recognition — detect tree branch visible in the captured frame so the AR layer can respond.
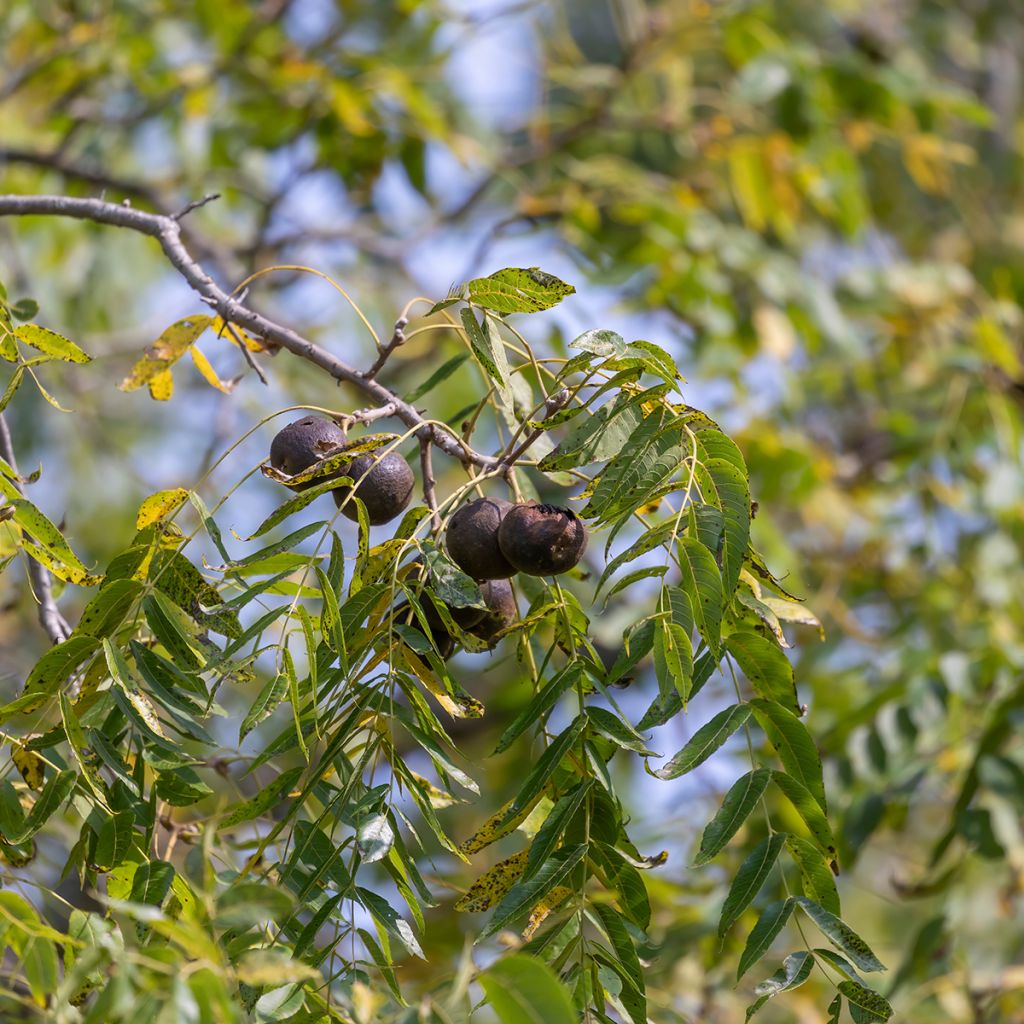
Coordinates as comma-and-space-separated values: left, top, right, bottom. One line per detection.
0, 413, 71, 645
0, 193, 498, 469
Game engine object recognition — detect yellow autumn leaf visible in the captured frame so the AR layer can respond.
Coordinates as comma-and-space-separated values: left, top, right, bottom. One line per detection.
210, 317, 268, 352
119, 315, 212, 398
523, 885, 574, 940
136, 488, 190, 530
455, 850, 529, 913
190, 346, 236, 394
12, 745, 44, 790
461, 795, 543, 855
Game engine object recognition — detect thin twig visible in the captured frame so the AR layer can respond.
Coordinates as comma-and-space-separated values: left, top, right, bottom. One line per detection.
0, 413, 71, 644
219, 320, 269, 385
498, 387, 571, 470
418, 434, 441, 532
364, 316, 408, 379
173, 193, 221, 221
0, 194, 498, 470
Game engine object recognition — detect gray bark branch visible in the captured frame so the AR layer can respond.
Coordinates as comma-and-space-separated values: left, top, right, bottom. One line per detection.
0, 193, 497, 470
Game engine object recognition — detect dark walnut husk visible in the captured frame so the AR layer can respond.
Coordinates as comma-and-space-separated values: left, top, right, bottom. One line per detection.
444, 497, 516, 580
467, 578, 517, 643
497, 502, 588, 576
400, 577, 517, 656
395, 602, 456, 660
333, 451, 415, 526
269, 415, 347, 491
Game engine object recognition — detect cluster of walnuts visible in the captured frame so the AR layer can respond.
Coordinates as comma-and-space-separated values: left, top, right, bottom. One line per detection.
270, 415, 588, 657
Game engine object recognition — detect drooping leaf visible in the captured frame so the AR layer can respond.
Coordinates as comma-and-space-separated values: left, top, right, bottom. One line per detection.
653, 704, 751, 780
785, 835, 840, 915
794, 897, 886, 973
654, 619, 693, 706
718, 833, 786, 938
838, 981, 893, 1021
736, 898, 796, 980
2, 769, 77, 845
455, 850, 529, 913
677, 535, 724, 654
726, 632, 800, 713
751, 700, 826, 812
693, 768, 771, 866
219, 766, 303, 829
239, 673, 288, 742
771, 772, 838, 862
480, 845, 586, 939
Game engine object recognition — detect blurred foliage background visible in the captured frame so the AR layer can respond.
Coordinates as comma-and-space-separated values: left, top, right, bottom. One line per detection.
2, 0, 1024, 1020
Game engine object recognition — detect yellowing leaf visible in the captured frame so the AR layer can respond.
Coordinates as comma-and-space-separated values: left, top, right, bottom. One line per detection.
190, 346, 236, 394
455, 850, 529, 913
523, 885, 574, 940
119, 316, 212, 399
461, 795, 543, 855
12, 746, 44, 791
148, 369, 174, 401
210, 317, 268, 352
15, 324, 90, 364
136, 488, 189, 530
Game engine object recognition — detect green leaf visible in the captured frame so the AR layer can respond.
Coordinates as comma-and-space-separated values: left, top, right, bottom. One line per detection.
523, 780, 593, 882
461, 308, 512, 401
654, 619, 693, 706
737, 898, 795, 980
357, 886, 424, 959
704, 457, 750, 599
479, 954, 576, 1024
403, 352, 469, 402
540, 391, 646, 471
481, 845, 586, 939
571, 329, 626, 357
465, 267, 576, 314
94, 811, 135, 871
247, 485, 335, 539
794, 897, 886, 973
838, 981, 893, 1021
693, 768, 771, 866
719, 833, 786, 938
493, 668, 577, 755
785, 835, 840, 915
750, 700, 826, 812
771, 772, 838, 862
653, 704, 750, 780
155, 767, 212, 807
592, 903, 647, 1024
219, 766, 303, 829
499, 716, 587, 827
677, 536, 723, 654
239, 672, 288, 742
2, 769, 77, 845
726, 631, 800, 714
587, 706, 653, 754
128, 861, 175, 906
77, 580, 142, 638
23, 634, 99, 696
9, 297, 38, 321
15, 323, 90, 363
746, 950, 815, 1019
